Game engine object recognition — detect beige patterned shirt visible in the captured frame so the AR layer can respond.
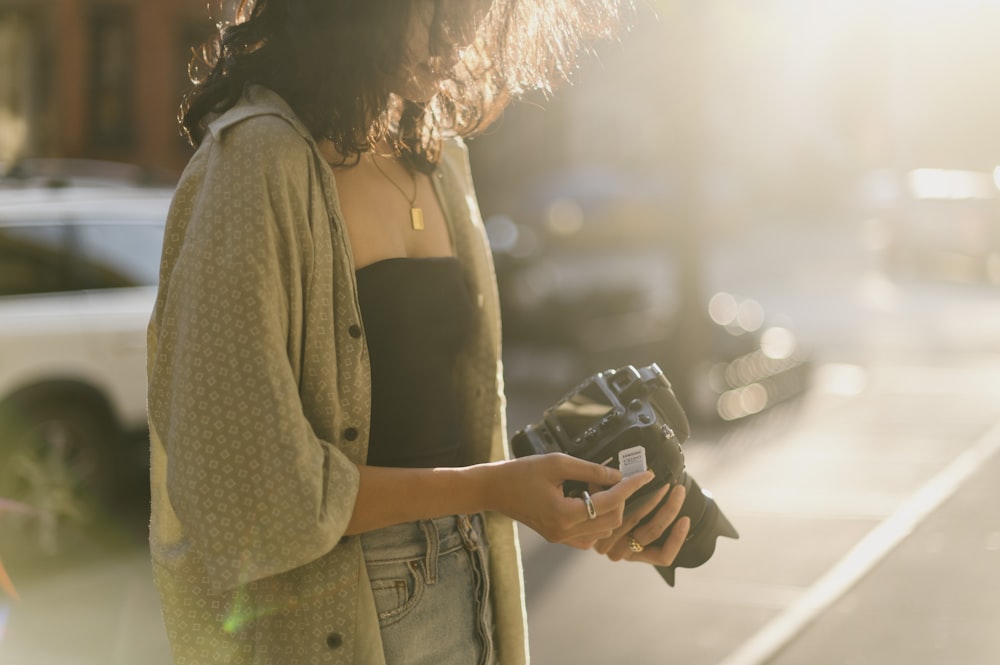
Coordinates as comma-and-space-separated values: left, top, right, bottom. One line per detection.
147, 86, 528, 665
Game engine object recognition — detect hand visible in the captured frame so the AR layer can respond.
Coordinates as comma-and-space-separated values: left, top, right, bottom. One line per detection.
593, 483, 690, 566
488, 453, 655, 549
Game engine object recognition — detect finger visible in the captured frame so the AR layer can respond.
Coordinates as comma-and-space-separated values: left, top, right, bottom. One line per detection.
631, 516, 691, 566
577, 472, 653, 539
568, 474, 656, 537
562, 469, 654, 542
593, 484, 670, 556
564, 529, 615, 550
590, 470, 654, 515
595, 530, 629, 559
545, 491, 622, 544
611, 485, 686, 560
548, 453, 622, 488
565, 497, 627, 539
630, 484, 687, 546
607, 485, 685, 561
577, 489, 598, 523
590, 474, 659, 558
622, 482, 672, 528
605, 530, 641, 561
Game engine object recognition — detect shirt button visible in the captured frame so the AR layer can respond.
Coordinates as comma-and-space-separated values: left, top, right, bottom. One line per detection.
326, 632, 343, 649
348, 324, 362, 338
344, 427, 359, 441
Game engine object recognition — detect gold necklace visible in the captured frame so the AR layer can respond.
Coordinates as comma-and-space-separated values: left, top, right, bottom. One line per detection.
370, 154, 424, 231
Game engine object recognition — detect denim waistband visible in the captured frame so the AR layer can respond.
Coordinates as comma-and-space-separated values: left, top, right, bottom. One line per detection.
360, 513, 488, 565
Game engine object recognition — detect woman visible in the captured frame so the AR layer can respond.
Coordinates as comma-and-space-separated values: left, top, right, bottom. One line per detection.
147, 1, 691, 664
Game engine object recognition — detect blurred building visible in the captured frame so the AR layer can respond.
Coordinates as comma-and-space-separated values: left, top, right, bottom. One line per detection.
472, 2, 1000, 226
0, 0, 216, 177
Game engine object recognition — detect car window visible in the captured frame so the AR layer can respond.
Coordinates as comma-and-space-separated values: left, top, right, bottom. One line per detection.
70, 221, 164, 289
0, 224, 70, 296
0, 214, 165, 296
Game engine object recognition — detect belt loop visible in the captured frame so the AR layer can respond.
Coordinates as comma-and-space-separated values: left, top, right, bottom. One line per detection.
457, 513, 478, 551
418, 520, 440, 584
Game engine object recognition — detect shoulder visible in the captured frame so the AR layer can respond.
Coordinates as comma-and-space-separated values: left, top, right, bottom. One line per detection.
200, 86, 317, 176
170, 91, 324, 234
174, 116, 313, 223
207, 116, 313, 174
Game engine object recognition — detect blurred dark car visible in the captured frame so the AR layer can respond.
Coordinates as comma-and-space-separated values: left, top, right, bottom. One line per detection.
865, 168, 1000, 285
485, 166, 810, 424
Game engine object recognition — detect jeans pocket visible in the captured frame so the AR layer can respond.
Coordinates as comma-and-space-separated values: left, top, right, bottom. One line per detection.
367, 559, 426, 628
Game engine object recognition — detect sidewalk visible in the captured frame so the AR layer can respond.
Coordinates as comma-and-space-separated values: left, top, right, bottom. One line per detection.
764, 430, 1000, 665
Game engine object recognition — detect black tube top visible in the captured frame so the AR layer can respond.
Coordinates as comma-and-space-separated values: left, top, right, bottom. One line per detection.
356, 257, 474, 468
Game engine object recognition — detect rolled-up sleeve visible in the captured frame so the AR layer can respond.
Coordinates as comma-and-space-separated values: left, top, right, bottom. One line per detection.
148, 115, 360, 593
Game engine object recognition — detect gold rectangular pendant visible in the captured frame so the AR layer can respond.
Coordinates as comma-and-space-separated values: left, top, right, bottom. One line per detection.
410, 206, 425, 231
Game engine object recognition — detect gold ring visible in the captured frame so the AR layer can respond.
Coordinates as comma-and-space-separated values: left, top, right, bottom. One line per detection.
628, 535, 644, 553
581, 491, 597, 520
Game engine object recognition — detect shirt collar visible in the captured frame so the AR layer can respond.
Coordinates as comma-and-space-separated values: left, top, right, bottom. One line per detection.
207, 84, 316, 144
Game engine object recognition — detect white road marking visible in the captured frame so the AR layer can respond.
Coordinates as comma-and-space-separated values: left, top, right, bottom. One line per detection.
718, 418, 1000, 665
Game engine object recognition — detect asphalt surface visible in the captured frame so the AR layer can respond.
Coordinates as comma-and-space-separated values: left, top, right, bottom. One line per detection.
764, 429, 1000, 665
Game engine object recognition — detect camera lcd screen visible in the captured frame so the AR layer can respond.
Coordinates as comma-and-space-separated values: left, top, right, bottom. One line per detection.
550, 382, 614, 440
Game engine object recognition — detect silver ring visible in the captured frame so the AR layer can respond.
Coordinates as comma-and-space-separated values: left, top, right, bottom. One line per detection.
581, 490, 597, 520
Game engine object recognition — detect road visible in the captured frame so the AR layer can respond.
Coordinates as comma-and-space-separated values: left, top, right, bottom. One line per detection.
1, 217, 998, 665
509, 218, 1000, 665
511, 359, 1000, 665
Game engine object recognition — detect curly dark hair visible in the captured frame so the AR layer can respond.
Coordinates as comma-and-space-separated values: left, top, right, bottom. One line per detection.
181, 0, 628, 169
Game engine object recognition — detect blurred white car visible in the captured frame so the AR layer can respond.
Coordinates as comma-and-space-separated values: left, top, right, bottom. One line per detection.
868, 168, 1000, 285
0, 177, 171, 552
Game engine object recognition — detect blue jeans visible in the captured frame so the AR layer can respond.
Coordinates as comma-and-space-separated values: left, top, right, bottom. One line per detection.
361, 514, 496, 665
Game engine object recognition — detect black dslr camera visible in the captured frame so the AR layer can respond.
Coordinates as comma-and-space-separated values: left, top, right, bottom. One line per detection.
511, 363, 738, 586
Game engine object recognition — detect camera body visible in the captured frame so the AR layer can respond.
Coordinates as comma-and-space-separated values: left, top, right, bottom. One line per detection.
511, 363, 738, 586
510, 363, 688, 502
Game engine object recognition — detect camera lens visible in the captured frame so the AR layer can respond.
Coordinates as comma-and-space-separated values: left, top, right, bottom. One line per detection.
642, 476, 739, 586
